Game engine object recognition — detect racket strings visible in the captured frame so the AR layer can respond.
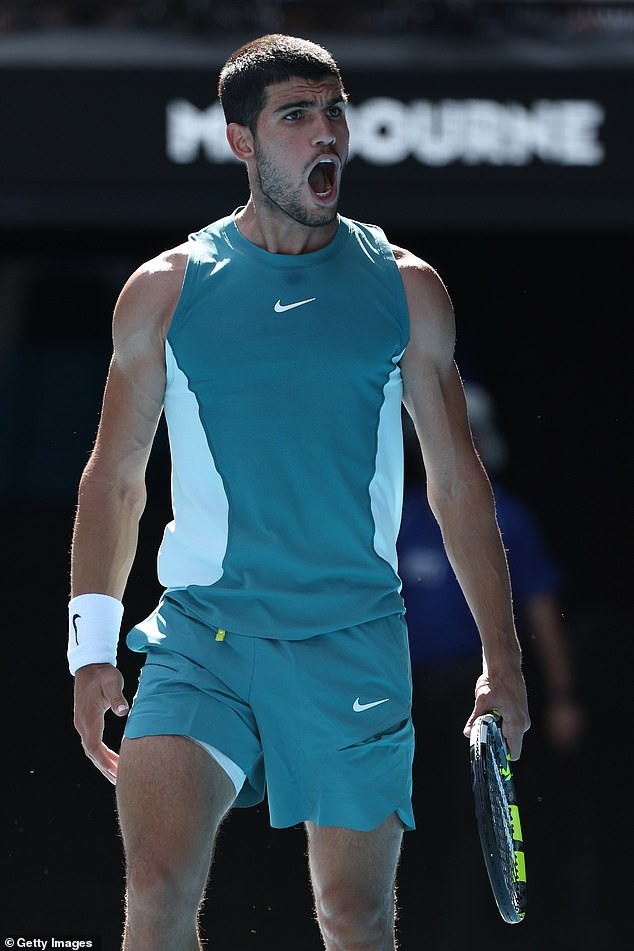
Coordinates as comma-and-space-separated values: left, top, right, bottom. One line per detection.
486, 745, 522, 906
487, 750, 515, 853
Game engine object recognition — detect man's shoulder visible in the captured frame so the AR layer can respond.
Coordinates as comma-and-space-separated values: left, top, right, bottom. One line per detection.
126, 242, 190, 298
389, 245, 450, 307
114, 242, 191, 338
136, 242, 190, 283
390, 243, 431, 271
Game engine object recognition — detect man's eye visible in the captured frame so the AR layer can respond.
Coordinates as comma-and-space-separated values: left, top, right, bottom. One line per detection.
327, 107, 343, 118
284, 111, 301, 121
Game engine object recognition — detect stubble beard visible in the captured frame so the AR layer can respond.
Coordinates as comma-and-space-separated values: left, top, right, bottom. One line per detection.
253, 144, 339, 229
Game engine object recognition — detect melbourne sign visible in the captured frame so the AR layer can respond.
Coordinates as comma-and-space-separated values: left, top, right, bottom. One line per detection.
166, 97, 605, 168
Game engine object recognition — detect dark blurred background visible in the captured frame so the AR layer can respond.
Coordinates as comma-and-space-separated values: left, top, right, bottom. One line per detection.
2, 2, 631, 948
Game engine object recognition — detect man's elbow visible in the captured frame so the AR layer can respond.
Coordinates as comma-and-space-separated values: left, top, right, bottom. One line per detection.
78, 465, 147, 519
427, 467, 494, 523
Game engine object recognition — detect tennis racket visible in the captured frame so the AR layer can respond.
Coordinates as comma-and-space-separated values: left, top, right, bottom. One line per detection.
469, 711, 527, 924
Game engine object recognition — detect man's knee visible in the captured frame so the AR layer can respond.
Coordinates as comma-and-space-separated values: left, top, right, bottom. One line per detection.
125, 851, 203, 918
313, 880, 395, 949
307, 815, 402, 950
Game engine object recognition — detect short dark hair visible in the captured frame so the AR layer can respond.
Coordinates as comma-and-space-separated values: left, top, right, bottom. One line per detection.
218, 34, 346, 130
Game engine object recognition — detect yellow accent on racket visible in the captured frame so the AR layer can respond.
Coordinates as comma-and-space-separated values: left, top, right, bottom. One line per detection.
509, 804, 523, 842
514, 849, 527, 883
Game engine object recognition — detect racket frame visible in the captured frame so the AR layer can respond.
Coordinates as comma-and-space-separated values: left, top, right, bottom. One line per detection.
470, 711, 527, 924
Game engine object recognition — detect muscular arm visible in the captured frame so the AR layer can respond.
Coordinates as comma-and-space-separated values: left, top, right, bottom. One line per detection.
71, 246, 187, 781
396, 248, 530, 758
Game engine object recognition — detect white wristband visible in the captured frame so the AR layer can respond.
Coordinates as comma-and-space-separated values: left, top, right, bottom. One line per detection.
68, 593, 124, 676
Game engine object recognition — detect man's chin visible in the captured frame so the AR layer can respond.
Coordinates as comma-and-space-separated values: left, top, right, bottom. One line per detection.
260, 188, 338, 229
304, 211, 338, 228
301, 201, 339, 228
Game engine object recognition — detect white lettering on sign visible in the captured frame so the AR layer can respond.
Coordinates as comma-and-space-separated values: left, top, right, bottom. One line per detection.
166, 98, 605, 167
166, 100, 233, 163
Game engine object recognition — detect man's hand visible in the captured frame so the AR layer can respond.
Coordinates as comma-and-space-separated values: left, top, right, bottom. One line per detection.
463, 669, 531, 761
73, 663, 129, 784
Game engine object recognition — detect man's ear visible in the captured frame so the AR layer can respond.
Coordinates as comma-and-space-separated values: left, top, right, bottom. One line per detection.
226, 122, 255, 162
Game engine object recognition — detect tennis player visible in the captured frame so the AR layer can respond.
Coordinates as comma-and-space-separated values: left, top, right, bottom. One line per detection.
68, 34, 530, 950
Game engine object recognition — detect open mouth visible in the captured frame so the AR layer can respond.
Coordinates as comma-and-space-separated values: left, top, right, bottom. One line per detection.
308, 158, 337, 200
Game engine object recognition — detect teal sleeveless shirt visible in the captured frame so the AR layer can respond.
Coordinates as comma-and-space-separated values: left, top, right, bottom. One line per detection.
157, 212, 410, 637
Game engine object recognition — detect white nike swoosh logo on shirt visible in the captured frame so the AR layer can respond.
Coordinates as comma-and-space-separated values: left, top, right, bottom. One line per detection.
274, 297, 316, 312
353, 697, 390, 712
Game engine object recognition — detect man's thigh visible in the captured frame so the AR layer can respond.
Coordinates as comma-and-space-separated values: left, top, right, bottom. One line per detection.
306, 813, 404, 910
116, 734, 236, 882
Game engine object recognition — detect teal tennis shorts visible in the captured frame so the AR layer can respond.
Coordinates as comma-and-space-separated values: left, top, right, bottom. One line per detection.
124, 597, 415, 832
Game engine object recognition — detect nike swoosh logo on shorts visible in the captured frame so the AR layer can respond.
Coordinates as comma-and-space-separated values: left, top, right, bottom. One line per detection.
274, 297, 316, 312
353, 697, 390, 712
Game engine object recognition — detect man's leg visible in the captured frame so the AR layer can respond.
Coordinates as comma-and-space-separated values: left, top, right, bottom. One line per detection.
306, 813, 404, 951
116, 734, 236, 951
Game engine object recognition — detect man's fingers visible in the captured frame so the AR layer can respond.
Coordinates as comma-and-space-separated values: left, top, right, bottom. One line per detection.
95, 667, 129, 715
463, 710, 478, 739
73, 664, 127, 781
463, 702, 529, 761
500, 717, 530, 761
109, 693, 129, 717
79, 709, 120, 783
85, 742, 119, 785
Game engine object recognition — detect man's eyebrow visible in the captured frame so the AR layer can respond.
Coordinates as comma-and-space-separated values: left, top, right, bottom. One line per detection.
273, 97, 346, 115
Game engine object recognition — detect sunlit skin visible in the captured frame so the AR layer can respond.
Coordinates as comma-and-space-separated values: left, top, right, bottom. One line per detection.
225, 77, 350, 254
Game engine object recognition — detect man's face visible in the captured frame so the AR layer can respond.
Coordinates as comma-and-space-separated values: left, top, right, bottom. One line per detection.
251, 76, 349, 228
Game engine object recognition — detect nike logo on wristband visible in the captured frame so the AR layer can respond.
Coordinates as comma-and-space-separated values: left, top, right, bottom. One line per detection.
72, 613, 81, 645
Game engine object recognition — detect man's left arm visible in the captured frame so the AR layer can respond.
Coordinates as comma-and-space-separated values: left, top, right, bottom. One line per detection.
395, 247, 530, 759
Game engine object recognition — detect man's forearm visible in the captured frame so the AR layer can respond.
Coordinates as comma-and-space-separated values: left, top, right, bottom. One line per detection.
432, 484, 521, 666
70, 469, 146, 600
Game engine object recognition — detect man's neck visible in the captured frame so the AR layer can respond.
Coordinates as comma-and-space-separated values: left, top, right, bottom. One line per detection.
234, 199, 339, 255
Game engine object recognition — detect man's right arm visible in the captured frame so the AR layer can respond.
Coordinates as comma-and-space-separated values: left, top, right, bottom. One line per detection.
70, 246, 187, 782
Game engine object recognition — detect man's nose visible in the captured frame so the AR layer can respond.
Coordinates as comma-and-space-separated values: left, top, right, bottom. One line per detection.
312, 115, 337, 146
